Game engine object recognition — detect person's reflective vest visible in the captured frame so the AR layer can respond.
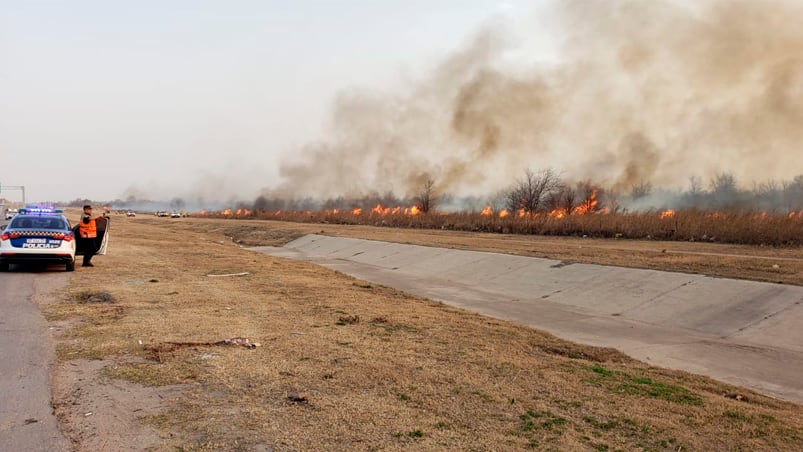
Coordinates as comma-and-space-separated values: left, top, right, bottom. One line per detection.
78, 216, 97, 239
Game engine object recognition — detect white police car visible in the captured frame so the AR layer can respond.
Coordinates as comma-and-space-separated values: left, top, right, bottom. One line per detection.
0, 207, 76, 272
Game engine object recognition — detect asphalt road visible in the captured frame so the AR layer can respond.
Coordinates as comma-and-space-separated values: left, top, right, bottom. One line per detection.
0, 270, 70, 451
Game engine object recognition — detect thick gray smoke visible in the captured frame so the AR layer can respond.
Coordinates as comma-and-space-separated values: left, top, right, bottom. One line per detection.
271, 0, 803, 202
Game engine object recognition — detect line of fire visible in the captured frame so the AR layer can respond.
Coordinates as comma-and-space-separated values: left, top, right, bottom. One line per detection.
192, 181, 803, 247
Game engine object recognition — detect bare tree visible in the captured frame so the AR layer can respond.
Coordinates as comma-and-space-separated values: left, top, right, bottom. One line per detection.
710, 172, 737, 195
504, 168, 563, 214
687, 175, 702, 195
630, 180, 652, 199
546, 184, 576, 215
754, 180, 781, 212
414, 178, 438, 214
782, 175, 803, 211
709, 172, 740, 209
489, 190, 507, 212
380, 190, 400, 207
562, 185, 578, 214
682, 175, 705, 208
545, 187, 563, 212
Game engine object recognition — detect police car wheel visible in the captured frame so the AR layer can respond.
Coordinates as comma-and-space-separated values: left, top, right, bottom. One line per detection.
66, 261, 75, 272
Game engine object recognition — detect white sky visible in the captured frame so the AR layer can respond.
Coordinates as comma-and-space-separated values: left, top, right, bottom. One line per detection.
0, 0, 535, 204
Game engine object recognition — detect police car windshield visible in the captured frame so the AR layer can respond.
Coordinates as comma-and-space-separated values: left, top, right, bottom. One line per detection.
10, 216, 66, 230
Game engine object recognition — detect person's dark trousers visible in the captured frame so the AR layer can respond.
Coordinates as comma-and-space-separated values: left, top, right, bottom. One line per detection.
82, 238, 97, 266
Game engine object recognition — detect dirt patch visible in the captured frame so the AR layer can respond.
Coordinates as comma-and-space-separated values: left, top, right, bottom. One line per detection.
51, 359, 190, 451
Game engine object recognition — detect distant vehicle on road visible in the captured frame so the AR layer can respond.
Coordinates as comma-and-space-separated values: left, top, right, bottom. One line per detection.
126, 210, 136, 217
170, 211, 182, 218
3, 207, 18, 220
155, 211, 169, 217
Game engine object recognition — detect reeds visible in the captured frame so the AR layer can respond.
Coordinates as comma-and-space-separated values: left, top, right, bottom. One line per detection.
198, 209, 803, 246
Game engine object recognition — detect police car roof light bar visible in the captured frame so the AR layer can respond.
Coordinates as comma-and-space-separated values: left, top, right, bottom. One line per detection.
19, 206, 63, 215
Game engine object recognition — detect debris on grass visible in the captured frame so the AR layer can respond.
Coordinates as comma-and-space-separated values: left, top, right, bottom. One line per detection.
143, 337, 261, 362
206, 272, 250, 277
724, 392, 750, 403
73, 290, 115, 304
223, 337, 259, 347
337, 314, 360, 325
287, 391, 310, 403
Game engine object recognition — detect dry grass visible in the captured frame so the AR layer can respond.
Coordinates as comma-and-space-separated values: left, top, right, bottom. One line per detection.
47, 214, 803, 450
211, 208, 803, 246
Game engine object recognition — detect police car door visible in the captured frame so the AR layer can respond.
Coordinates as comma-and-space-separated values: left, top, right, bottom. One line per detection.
95, 216, 110, 255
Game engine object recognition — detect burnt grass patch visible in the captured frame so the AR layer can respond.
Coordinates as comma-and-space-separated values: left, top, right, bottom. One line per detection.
72, 290, 116, 304
534, 340, 631, 363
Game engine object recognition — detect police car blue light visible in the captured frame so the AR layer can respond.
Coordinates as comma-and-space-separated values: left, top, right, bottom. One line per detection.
18, 206, 64, 215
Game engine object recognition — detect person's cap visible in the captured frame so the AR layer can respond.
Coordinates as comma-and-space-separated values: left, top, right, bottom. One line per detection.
83, 205, 92, 209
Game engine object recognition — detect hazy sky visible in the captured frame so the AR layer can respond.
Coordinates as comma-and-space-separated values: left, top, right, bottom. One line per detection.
1, 0, 526, 203
4, 1, 803, 208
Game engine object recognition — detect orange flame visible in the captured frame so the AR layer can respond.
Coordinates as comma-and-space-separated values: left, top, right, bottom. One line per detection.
481, 206, 493, 216
660, 209, 675, 219
371, 204, 390, 215
335, 205, 427, 216
499, 209, 510, 218
549, 209, 566, 219
572, 189, 599, 215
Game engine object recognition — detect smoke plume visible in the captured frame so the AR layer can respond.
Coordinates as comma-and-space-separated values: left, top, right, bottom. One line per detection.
271, 0, 803, 202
